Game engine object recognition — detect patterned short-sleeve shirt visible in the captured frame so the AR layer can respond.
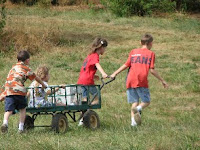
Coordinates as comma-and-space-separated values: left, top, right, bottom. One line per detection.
1, 62, 36, 97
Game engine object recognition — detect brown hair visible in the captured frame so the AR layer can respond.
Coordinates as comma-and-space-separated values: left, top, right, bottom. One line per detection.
17, 50, 30, 62
141, 33, 153, 45
89, 37, 108, 54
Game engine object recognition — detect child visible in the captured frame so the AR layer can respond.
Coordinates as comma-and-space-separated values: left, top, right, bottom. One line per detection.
27, 65, 65, 107
111, 34, 168, 127
77, 37, 108, 125
0, 50, 47, 133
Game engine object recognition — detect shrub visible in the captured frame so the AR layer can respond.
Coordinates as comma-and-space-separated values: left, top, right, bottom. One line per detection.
101, 0, 176, 17
173, 0, 200, 12
0, 0, 6, 34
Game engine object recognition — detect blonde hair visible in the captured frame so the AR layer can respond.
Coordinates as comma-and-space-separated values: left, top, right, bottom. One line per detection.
141, 33, 153, 45
89, 37, 108, 54
35, 65, 49, 95
36, 65, 49, 79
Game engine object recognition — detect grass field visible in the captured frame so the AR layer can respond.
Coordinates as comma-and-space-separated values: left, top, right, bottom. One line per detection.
0, 5, 200, 150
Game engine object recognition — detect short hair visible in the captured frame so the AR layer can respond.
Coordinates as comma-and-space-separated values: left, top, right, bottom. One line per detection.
141, 34, 153, 45
17, 50, 30, 62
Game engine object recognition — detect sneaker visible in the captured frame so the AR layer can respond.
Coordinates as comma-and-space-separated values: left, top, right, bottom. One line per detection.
131, 123, 137, 127
78, 120, 83, 126
18, 130, 26, 134
132, 108, 141, 125
134, 113, 141, 125
1, 124, 8, 133
78, 118, 83, 126
139, 110, 142, 115
132, 107, 138, 114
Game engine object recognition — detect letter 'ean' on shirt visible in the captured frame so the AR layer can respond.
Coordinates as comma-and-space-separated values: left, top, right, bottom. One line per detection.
131, 54, 151, 65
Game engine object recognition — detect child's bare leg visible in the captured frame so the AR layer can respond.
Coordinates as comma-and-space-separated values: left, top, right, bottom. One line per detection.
91, 97, 99, 105
138, 102, 150, 110
3, 111, 13, 125
1, 111, 12, 133
19, 108, 26, 131
82, 97, 87, 102
133, 102, 150, 114
131, 102, 139, 117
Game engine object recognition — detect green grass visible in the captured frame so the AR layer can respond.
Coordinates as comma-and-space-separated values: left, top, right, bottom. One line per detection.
0, 6, 200, 150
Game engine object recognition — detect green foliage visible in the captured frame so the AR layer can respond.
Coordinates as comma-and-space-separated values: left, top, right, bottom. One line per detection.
173, 0, 200, 12
0, 0, 6, 34
102, 0, 176, 17
0, 7, 200, 150
37, 0, 51, 7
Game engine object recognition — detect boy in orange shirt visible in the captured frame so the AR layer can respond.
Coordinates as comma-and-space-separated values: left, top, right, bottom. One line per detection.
0, 50, 47, 133
111, 34, 168, 126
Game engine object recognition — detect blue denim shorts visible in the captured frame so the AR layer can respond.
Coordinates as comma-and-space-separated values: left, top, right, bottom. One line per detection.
81, 86, 97, 98
127, 87, 150, 103
5, 95, 27, 112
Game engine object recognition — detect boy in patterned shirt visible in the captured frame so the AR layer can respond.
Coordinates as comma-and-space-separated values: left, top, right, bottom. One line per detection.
0, 50, 47, 133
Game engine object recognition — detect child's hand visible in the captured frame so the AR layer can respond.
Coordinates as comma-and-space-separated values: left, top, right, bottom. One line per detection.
94, 75, 100, 80
102, 73, 108, 79
110, 73, 116, 79
0, 96, 5, 102
162, 81, 168, 88
59, 84, 66, 89
42, 84, 47, 89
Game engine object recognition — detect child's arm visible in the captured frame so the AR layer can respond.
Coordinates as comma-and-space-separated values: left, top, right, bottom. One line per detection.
95, 63, 108, 78
26, 91, 30, 97
150, 69, 168, 88
46, 84, 65, 95
110, 64, 128, 78
46, 89, 58, 95
35, 76, 47, 89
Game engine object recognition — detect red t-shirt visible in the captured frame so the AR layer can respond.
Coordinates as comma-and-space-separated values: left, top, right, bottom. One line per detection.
77, 53, 99, 85
125, 48, 155, 88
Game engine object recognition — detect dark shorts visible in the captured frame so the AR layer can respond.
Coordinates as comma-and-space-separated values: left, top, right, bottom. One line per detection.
5, 95, 27, 112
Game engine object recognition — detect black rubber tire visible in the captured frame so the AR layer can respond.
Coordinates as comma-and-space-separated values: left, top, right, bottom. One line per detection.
51, 113, 68, 133
83, 110, 100, 130
24, 115, 34, 130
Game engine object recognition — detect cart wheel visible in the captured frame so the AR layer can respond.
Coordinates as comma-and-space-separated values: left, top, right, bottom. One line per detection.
24, 115, 34, 130
52, 113, 68, 133
83, 110, 100, 130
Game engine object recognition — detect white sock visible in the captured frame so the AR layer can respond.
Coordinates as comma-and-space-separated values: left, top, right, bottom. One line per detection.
3, 120, 8, 126
131, 117, 137, 126
18, 122, 24, 131
137, 106, 142, 111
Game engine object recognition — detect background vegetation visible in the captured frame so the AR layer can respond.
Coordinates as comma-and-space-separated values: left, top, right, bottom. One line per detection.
0, 0, 6, 34
3, 0, 200, 16
0, 2, 199, 150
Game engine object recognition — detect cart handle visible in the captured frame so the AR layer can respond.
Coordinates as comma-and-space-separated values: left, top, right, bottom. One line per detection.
100, 76, 115, 90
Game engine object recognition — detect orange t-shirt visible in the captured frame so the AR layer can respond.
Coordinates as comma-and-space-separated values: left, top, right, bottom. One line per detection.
1, 62, 36, 97
125, 48, 155, 88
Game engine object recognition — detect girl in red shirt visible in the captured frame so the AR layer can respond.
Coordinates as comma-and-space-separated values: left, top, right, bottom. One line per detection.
77, 37, 108, 126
